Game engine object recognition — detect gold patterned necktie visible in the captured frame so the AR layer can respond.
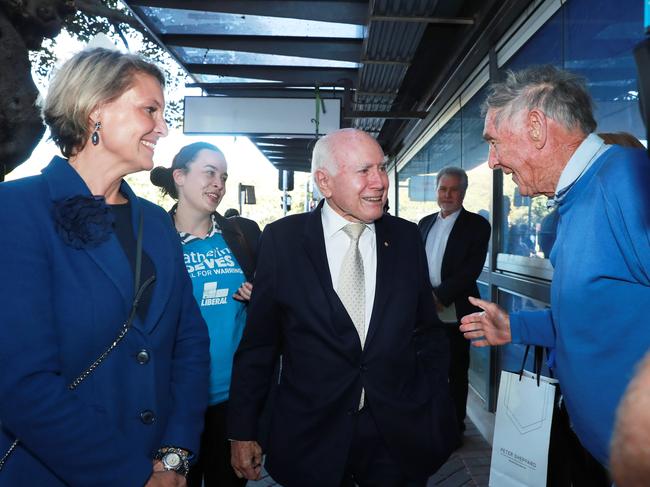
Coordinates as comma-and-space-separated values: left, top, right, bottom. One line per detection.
338, 223, 366, 347
338, 223, 367, 409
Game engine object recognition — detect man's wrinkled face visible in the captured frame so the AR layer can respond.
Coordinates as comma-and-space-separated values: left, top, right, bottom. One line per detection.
483, 108, 542, 196
317, 131, 389, 223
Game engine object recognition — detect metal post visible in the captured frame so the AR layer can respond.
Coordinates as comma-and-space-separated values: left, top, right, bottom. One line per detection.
281, 170, 288, 216
238, 183, 244, 216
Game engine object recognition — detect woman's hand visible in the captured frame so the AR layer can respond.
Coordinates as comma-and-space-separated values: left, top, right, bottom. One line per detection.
233, 281, 253, 302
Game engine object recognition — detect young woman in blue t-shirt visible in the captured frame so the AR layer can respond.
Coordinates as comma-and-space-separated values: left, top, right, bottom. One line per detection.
151, 142, 260, 487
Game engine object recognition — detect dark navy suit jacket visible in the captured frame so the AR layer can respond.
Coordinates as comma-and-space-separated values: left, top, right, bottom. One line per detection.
227, 202, 457, 487
418, 208, 491, 320
0, 157, 210, 486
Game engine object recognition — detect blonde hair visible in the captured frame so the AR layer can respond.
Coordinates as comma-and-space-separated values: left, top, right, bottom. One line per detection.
43, 48, 165, 157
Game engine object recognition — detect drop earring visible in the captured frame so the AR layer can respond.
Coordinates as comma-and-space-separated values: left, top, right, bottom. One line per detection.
91, 121, 101, 145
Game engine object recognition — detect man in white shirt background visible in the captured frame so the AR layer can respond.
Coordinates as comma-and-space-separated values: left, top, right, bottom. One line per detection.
418, 166, 491, 442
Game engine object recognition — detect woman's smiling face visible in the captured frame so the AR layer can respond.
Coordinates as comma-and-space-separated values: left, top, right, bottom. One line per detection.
175, 149, 229, 214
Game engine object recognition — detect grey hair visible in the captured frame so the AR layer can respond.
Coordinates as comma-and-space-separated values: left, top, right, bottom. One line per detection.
483, 65, 596, 135
43, 47, 166, 158
311, 132, 341, 178
311, 128, 386, 179
436, 166, 468, 194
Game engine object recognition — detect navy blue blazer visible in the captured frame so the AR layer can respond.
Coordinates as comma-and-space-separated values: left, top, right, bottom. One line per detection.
418, 208, 491, 321
228, 202, 457, 486
0, 157, 210, 486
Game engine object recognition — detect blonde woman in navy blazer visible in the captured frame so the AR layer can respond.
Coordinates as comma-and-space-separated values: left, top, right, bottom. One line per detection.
0, 48, 210, 486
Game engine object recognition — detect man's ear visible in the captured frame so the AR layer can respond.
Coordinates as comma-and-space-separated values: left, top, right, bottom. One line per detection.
527, 109, 547, 149
314, 168, 332, 198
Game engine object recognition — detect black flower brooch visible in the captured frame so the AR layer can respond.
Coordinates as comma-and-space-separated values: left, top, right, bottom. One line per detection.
52, 195, 115, 249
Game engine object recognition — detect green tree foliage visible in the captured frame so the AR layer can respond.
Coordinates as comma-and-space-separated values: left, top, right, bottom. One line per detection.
29, 0, 188, 127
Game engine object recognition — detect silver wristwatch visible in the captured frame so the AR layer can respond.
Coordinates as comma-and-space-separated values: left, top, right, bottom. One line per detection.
154, 447, 190, 477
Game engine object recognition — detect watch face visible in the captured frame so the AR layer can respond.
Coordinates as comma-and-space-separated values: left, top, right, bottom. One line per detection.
164, 452, 181, 469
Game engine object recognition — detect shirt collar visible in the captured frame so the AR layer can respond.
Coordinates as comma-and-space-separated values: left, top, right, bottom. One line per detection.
170, 206, 221, 245
321, 199, 376, 238
554, 133, 609, 200
437, 207, 462, 224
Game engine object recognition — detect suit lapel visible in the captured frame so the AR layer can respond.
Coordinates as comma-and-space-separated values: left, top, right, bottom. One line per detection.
302, 202, 364, 350
441, 208, 466, 278
43, 157, 132, 316
365, 216, 395, 349
119, 183, 174, 333
420, 213, 437, 242
302, 202, 339, 312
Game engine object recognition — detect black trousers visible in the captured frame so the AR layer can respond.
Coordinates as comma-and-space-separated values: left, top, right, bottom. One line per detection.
446, 326, 470, 432
340, 404, 427, 487
547, 399, 610, 487
187, 402, 246, 487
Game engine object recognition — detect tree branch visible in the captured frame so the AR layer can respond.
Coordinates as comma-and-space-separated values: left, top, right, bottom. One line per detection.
74, 0, 148, 35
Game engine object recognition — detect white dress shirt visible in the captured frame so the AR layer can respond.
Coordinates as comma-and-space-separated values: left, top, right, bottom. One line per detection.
425, 208, 461, 288
321, 200, 377, 336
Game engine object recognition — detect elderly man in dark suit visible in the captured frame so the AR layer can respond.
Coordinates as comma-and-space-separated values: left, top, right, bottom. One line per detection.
227, 128, 457, 487
418, 166, 491, 439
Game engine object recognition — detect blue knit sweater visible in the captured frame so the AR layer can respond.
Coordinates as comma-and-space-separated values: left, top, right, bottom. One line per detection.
510, 145, 650, 465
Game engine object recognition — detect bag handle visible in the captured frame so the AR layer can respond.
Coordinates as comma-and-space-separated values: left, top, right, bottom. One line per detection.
518, 345, 544, 387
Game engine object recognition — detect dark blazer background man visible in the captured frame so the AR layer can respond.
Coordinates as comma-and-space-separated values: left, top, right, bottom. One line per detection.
418, 166, 491, 437
227, 128, 457, 487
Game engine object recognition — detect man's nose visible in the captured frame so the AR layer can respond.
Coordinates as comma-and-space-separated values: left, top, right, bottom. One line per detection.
368, 169, 385, 188
487, 147, 498, 169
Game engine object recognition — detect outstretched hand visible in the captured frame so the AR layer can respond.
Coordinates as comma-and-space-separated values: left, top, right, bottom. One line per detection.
459, 296, 512, 347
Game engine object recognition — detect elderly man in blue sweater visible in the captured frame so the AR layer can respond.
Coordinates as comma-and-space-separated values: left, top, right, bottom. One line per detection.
460, 65, 650, 467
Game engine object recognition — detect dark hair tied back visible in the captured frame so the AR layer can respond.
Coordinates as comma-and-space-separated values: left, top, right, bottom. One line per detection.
150, 141, 223, 200
150, 166, 177, 198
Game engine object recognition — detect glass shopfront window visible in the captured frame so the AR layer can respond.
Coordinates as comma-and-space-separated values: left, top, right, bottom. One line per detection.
397, 86, 492, 225
397, 109, 462, 223
468, 282, 491, 402
497, 0, 644, 269
497, 289, 551, 376
395, 0, 644, 412
462, 86, 492, 221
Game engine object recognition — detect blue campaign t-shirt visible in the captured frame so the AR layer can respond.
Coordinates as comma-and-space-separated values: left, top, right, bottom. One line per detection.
182, 230, 247, 405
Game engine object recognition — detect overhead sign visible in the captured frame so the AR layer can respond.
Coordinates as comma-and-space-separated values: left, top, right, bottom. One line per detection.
184, 96, 341, 135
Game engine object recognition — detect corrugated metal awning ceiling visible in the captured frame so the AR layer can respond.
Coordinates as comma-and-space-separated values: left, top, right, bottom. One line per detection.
123, 0, 531, 172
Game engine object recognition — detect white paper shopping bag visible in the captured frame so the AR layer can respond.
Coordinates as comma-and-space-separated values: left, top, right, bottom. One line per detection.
489, 370, 557, 487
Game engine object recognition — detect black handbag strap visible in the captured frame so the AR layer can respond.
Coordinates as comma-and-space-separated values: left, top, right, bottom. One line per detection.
518, 345, 544, 387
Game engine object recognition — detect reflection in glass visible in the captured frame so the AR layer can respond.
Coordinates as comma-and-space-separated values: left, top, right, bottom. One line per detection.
398, 109, 462, 223
499, 186, 554, 259
497, 290, 550, 376
141, 7, 365, 38
173, 47, 359, 68
565, 0, 644, 139
462, 86, 492, 220
397, 89, 492, 225
497, 0, 644, 261
193, 75, 279, 84
468, 282, 491, 402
